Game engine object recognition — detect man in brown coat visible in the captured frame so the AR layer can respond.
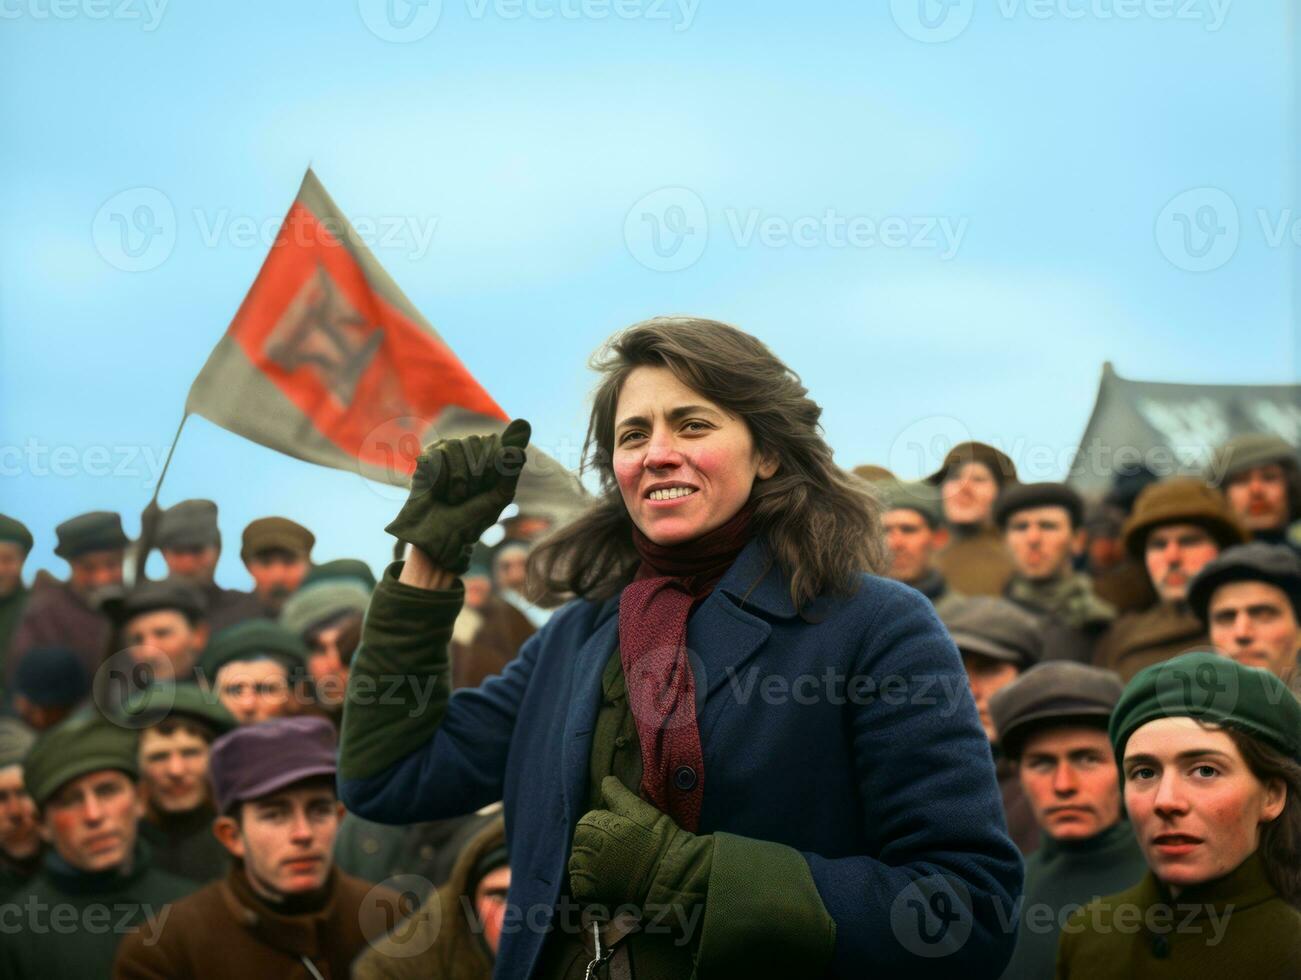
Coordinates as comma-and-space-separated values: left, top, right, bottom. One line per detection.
1093, 477, 1246, 680
928, 441, 1020, 596
7, 511, 128, 684
114, 716, 393, 979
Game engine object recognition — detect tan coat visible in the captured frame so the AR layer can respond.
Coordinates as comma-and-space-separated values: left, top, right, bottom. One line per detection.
1092, 602, 1206, 681
936, 526, 1016, 597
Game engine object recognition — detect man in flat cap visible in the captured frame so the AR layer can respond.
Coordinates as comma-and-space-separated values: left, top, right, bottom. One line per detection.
0, 515, 34, 669
104, 580, 210, 684
280, 579, 370, 719
240, 517, 314, 617
1094, 477, 1247, 681
156, 500, 264, 633
929, 441, 1020, 596
131, 684, 238, 885
114, 716, 395, 979
0, 712, 194, 978
989, 663, 1147, 980
197, 620, 308, 725
1207, 432, 1300, 554
877, 479, 961, 615
997, 482, 1115, 664
942, 596, 1044, 853
7, 511, 129, 686
0, 718, 40, 896
1188, 542, 1301, 692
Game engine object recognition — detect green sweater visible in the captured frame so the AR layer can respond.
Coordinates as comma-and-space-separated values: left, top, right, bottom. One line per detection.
341, 568, 835, 979
999, 820, 1147, 980
1055, 850, 1301, 978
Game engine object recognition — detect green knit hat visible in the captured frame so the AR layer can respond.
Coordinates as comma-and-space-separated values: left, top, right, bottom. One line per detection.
120, 681, 237, 737
1109, 651, 1301, 763
198, 619, 307, 679
23, 712, 139, 807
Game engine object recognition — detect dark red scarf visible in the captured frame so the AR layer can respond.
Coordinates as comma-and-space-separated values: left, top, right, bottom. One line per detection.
618, 503, 754, 831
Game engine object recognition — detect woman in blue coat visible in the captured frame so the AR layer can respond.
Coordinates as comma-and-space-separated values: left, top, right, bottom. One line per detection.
339, 317, 1022, 978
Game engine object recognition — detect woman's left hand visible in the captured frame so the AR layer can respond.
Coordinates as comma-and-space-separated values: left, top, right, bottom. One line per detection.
568, 776, 712, 916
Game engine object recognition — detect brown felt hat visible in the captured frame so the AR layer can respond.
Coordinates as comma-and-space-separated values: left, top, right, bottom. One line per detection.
926, 441, 1018, 488
240, 517, 315, 562
1121, 477, 1247, 560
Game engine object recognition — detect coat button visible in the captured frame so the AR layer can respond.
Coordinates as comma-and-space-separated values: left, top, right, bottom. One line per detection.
1151, 935, 1170, 959
673, 766, 697, 791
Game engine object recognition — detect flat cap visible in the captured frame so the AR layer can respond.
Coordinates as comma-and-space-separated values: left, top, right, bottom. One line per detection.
54, 511, 129, 560
0, 515, 33, 555
240, 517, 315, 562
120, 681, 237, 737
23, 712, 139, 807
876, 479, 943, 528
1207, 433, 1298, 487
1122, 477, 1246, 559
279, 580, 370, 638
926, 441, 1019, 488
988, 661, 1125, 758
102, 579, 207, 627
209, 715, 337, 814
1187, 542, 1301, 623
302, 558, 377, 591
157, 499, 221, 550
941, 596, 1044, 668
199, 619, 307, 679
0, 718, 36, 769
13, 647, 90, 708
1110, 650, 1301, 763
994, 482, 1084, 530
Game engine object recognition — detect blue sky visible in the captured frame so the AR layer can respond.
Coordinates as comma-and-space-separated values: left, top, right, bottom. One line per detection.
1, 0, 1296, 586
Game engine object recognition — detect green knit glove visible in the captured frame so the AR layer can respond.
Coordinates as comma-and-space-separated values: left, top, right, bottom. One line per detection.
384, 419, 531, 575
569, 777, 713, 918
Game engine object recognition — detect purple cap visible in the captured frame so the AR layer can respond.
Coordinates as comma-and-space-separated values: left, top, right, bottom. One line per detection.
209, 716, 338, 814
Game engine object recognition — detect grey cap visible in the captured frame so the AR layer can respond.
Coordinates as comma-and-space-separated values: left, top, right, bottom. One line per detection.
0, 718, 36, 769
1207, 432, 1298, 487
941, 596, 1044, 669
102, 579, 207, 627
1187, 542, 1301, 623
54, 511, 129, 560
876, 479, 942, 528
994, 482, 1084, 530
157, 499, 221, 550
988, 661, 1124, 758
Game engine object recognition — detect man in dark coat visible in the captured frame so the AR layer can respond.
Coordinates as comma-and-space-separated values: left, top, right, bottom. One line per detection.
928, 441, 1020, 596
0, 718, 40, 895
877, 479, 962, 615
1206, 432, 1300, 554
997, 482, 1115, 663
942, 596, 1046, 855
0, 711, 194, 978
7, 511, 128, 685
133, 684, 238, 884
1093, 478, 1246, 681
113, 716, 394, 979
989, 662, 1147, 979
156, 500, 264, 633
0, 515, 33, 671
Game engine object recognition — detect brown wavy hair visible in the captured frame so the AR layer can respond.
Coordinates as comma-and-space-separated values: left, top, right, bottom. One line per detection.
528, 316, 884, 611
1225, 728, 1301, 909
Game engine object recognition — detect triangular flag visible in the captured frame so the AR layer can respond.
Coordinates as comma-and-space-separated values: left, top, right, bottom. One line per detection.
185, 168, 587, 522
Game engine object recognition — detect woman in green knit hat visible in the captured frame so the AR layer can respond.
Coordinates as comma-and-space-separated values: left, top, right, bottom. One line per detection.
1055, 650, 1301, 978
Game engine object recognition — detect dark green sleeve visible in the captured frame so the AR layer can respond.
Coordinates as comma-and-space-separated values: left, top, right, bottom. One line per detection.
694, 833, 836, 978
338, 561, 463, 781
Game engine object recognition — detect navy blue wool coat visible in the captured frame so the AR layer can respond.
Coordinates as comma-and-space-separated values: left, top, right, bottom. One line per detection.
341, 540, 1023, 978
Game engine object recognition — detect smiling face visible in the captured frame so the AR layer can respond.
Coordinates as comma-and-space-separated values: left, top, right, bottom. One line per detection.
612, 366, 776, 547
214, 782, 343, 899
1123, 717, 1285, 893
1019, 725, 1122, 841
1144, 523, 1220, 603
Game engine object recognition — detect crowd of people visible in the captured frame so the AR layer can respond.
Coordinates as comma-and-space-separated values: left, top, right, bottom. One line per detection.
0, 317, 1298, 978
